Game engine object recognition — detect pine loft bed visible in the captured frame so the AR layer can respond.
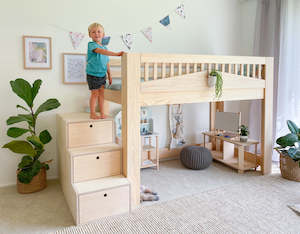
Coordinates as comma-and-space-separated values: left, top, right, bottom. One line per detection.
104, 53, 274, 210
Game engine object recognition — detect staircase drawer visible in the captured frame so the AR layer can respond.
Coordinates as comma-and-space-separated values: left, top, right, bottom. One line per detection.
73, 151, 121, 183
79, 185, 130, 224
68, 120, 113, 148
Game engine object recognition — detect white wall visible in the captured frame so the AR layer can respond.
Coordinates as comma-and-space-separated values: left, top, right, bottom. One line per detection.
224, 0, 257, 125
0, 0, 256, 186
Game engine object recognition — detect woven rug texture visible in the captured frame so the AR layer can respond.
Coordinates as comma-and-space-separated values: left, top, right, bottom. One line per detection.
55, 174, 300, 234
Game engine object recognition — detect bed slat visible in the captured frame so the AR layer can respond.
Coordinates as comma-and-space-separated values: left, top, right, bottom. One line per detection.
153, 63, 157, 80
144, 63, 149, 81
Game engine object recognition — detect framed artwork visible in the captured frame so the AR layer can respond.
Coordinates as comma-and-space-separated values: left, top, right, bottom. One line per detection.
63, 53, 87, 84
23, 36, 52, 69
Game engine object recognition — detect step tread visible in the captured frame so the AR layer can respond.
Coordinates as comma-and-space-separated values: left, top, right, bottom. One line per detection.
58, 112, 113, 123
69, 143, 122, 156
73, 175, 129, 195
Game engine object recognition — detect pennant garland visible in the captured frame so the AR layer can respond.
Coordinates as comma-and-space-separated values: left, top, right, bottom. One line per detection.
59, 2, 188, 49
141, 27, 152, 43
175, 3, 186, 19
101, 36, 111, 46
159, 15, 170, 28
121, 33, 134, 50
69, 32, 85, 49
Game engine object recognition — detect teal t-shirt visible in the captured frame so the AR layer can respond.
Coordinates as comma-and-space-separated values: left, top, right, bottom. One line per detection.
86, 41, 109, 77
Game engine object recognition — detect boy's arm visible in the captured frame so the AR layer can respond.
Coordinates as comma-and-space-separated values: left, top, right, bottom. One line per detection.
93, 48, 123, 56
107, 62, 112, 85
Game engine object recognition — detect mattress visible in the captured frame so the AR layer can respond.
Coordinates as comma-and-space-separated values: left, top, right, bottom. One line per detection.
105, 78, 145, 90
105, 78, 122, 90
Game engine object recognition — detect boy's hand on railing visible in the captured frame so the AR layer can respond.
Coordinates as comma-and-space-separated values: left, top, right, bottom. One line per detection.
117, 51, 124, 56
108, 74, 112, 85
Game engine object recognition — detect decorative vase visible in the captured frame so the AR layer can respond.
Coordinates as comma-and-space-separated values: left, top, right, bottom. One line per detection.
240, 135, 248, 142
207, 76, 216, 87
280, 154, 300, 182
17, 167, 47, 194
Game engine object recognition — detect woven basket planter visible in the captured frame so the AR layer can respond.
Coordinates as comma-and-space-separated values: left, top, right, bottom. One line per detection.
17, 167, 47, 194
280, 154, 300, 182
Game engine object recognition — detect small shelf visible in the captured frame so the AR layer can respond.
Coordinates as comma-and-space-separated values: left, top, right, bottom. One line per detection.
141, 160, 157, 169
211, 150, 257, 171
202, 131, 259, 173
141, 134, 159, 170
143, 145, 156, 151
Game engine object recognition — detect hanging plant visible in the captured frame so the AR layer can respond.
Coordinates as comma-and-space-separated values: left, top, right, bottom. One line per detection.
209, 70, 223, 99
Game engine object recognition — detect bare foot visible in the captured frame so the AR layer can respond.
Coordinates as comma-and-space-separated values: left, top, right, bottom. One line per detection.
100, 114, 108, 119
90, 114, 101, 119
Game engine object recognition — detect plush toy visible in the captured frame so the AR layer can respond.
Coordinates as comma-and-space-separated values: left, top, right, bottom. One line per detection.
140, 185, 159, 202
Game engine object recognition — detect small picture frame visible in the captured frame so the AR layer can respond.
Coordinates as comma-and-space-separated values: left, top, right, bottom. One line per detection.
63, 53, 87, 84
23, 36, 52, 69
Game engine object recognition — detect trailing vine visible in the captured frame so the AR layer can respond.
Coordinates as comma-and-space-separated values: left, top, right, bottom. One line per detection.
209, 70, 223, 99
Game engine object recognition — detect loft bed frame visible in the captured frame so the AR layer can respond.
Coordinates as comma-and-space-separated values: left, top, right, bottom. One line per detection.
104, 53, 274, 210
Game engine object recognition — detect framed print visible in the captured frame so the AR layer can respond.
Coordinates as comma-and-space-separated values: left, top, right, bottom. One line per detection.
63, 53, 87, 84
23, 36, 52, 69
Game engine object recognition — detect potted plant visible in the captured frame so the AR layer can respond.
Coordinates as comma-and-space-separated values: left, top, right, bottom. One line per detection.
275, 120, 300, 182
239, 125, 249, 142
208, 70, 223, 99
2, 78, 60, 193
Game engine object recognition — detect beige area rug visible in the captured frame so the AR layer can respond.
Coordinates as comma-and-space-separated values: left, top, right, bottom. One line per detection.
55, 174, 300, 234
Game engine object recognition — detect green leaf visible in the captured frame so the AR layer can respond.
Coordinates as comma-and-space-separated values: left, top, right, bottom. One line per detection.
2, 141, 36, 156
43, 164, 50, 170
7, 127, 30, 138
16, 105, 29, 112
18, 155, 33, 169
35, 99, 61, 117
39, 130, 52, 144
27, 135, 43, 149
18, 114, 34, 126
287, 120, 299, 134
32, 160, 42, 177
32, 79, 42, 102
7, 115, 29, 125
10, 78, 33, 108
276, 133, 298, 148
18, 168, 33, 184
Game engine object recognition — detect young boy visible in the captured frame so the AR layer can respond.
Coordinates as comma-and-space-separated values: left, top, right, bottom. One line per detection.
86, 23, 124, 119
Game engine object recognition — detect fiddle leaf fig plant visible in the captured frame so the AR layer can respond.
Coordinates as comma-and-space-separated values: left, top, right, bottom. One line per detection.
2, 78, 60, 183
275, 120, 300, 167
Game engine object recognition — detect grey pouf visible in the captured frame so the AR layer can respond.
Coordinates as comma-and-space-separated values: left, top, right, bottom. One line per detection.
180, 146, 212, 170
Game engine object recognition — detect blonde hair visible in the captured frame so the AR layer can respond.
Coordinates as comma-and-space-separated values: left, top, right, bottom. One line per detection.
88, 23, 104, 34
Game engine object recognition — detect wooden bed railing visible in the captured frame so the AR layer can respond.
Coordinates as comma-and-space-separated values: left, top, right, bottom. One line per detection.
140, 54, 266, 81
110, 54, 266, 80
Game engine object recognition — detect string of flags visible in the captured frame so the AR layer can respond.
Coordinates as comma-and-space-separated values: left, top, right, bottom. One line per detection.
66, 3, 186, 50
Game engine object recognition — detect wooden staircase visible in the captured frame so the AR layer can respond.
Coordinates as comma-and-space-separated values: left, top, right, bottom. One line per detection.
57, 113, 130, 225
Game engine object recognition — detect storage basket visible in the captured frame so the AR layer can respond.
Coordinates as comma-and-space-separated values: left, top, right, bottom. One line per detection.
280, 154, 300, 182
17, 167, 47, 194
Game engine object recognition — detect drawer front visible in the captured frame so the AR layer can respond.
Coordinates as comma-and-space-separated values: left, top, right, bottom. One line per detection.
79, 185, 130, 224
73, 151, 121, 183
68, 121, 113, 148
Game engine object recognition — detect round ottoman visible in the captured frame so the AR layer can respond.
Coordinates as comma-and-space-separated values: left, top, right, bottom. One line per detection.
180, 146, 212, 170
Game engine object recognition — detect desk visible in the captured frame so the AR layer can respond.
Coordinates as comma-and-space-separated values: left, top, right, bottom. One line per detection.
202, 131, 259, 173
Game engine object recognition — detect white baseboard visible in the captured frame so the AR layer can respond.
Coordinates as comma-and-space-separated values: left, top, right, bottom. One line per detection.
0, 175, 59, 188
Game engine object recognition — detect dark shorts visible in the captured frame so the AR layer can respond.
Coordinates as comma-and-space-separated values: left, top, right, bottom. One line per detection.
86, 74, 106, 90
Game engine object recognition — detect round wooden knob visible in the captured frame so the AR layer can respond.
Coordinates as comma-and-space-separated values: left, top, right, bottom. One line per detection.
104, 193, 107, 197
89, 124, 93, 128
96, 156, 100, 159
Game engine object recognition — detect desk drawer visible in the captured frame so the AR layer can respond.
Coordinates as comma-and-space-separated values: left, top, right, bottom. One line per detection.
73, 151, 121, 183
68, 120, 113, 148
79, 185, 130, 224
